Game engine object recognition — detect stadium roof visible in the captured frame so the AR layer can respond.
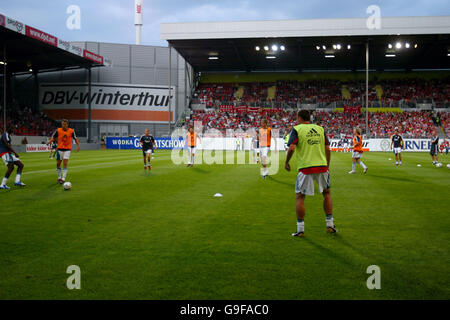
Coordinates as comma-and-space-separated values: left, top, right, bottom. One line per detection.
0, 13, 112, 74
161, 16, 450, 72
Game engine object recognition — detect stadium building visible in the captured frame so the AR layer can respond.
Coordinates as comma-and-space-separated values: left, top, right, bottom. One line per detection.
1, 13, 450, 146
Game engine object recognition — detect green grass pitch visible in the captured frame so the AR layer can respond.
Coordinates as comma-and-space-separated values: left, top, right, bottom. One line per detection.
0, 149, 449, 299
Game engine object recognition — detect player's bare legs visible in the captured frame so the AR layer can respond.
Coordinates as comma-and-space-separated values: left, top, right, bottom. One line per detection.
56, 159, 62, 183
1, 158, 25, 188
62, 159, 69, 182
1, 163, 14, 188
356, 159, 368, 173
147, 153, 152, 170
294, 193, 306, 237
261, 156, 267, 177
349, 158, 357, 174
322, 188, 337, 233
323, 189, 332, 215
13, 160, 25, 186
350, 158, 368, 174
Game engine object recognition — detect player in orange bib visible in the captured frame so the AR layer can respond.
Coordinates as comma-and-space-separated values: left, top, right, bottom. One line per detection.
186, 125, 198, 167
348, 127, 368, 174
47, 119, 81, 183
259, 119, 272, 178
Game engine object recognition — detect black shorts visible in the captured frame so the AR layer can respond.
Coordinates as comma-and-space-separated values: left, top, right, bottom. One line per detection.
430, 146, 438, 156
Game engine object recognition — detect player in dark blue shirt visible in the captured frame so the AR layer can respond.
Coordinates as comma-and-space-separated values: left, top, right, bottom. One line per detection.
251, 130, 260, 163
48, 137, 58, 159
430, 131, 439, 165
390, 128, 404, 166
140, 129, 157, 172
0, 126, 26, 189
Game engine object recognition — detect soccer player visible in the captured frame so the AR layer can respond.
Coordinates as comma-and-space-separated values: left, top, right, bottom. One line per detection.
48, 137, 57, 159
235, 137, 241, 151
0, 126, 26, 189
186, 125, 198, 167
343, 136, 350, 153
430, 131, 439, 165
285, 110, 337, 237
140, 129, 157, 171
251, 130, 260, 164
47, 119, 80, 184
390, 127, 404, 166
259, 119, 272, 178
284, 126, 292, 156
442, 139, 449, 155
337, 138, 343, 152
348, 128, 368, 174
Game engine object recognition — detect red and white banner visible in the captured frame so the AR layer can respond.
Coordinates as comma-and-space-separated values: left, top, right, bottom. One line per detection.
344, 105, 361, 113
0, 12, 110, 66
248, 107, 260, 113
26, 144, 52, 153
234, 105, 247, 113
219, 105, 234, 113
83, 50, 104, 64
26, 26, 58, 47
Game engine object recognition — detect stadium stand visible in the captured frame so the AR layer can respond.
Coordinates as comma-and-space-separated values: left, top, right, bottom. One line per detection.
187, 76, 450, 139
188, 109, 449, 139
192, 77, 450, 109
2, 77, 448, 140
0, 104, 58, 137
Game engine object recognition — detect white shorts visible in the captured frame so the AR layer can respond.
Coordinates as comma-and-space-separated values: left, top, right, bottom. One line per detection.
253, 148, 260, 154
2, 153, 19, 166
352, 151, 363, 159
393, 147, 402, 154
144, 149, 154, 154
188, 146, 196, 154
295, 171, 330, 196
58, 150, 71, 160
260, 146, 270, 158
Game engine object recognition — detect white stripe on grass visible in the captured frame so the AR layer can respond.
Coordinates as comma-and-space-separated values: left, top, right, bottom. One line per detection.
22, 157, 175, 175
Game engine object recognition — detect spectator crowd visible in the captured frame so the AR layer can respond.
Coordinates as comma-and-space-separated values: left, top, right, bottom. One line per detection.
0, 105, 58, 137
189, 109, 448, 139
193, 78, 450, 108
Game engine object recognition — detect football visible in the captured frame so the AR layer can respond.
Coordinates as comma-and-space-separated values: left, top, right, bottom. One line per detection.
436, 163, 443, 168
63, 182, 72, 190
447, 164, 450, 169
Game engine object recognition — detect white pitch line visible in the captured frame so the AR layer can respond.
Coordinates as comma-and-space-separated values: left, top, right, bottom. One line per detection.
22, 155, 176, 175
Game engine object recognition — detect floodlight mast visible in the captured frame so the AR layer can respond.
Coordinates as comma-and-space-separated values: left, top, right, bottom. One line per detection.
3, 45, 6, 132
135, 0, 143, 45
365, 41, 369, 138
